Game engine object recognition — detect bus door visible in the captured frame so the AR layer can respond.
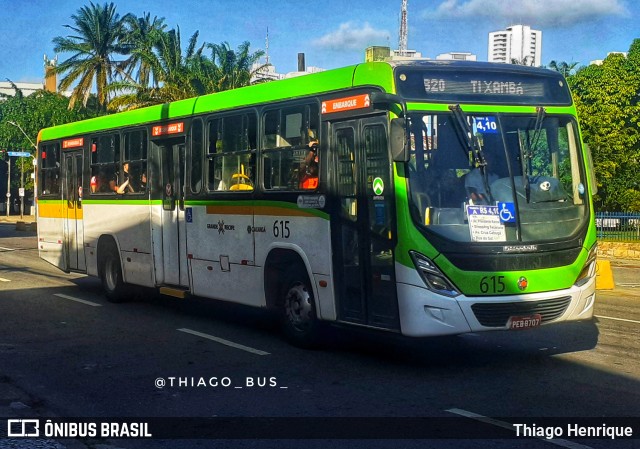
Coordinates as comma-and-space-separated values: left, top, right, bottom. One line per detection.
330, 117, 399, 330
62, 150, 86, 271
159, 138, 189, 287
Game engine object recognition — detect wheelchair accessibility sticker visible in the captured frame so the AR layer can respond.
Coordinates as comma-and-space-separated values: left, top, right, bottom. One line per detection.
498, 202, 516, 223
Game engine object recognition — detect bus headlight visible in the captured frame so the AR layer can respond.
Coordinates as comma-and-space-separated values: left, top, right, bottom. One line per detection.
574, 244, 597, 287
410, 251, 460, 297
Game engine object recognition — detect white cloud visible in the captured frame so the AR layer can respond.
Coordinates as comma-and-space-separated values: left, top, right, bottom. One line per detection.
313, 22, 390, 51
422, 0, 629, 27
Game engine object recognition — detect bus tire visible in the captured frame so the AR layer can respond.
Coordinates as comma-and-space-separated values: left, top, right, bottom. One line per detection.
280, 269, 322, 349
100, 246, 128, 303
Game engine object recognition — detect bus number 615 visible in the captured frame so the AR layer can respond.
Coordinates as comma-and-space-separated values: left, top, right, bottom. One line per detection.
480, 275, 505, 293
273, 220, 290, 238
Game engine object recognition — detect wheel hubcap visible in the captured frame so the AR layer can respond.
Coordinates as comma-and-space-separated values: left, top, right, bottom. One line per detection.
285, 282, 312, 331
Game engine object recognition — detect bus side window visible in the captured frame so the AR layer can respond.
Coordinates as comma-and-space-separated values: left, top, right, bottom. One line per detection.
39, 143, 61, 196
123, 129, 148, 193
207, 113, 256, 192
90, 134, 120, 194
262, 103, 319, 191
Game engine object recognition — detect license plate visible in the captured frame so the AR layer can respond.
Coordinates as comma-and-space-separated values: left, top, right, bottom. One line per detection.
509, 314, 542, 330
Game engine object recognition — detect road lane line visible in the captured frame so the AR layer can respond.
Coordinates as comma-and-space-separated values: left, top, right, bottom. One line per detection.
0, 247, 16, 251
0, 278, 10, 282
446, 408, 593, 449
177, 328, 270, 356
53, 293, 102, 307
595, 315, 640, 325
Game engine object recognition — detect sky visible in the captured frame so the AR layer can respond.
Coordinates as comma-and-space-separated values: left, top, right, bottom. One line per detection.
0, 0, 637, 84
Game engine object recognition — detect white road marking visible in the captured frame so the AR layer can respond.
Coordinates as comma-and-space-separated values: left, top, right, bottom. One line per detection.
0, 278, 10, 282
0, 247, 16, 251
53, 293, 102, 307
595, 315, 640, 325
177, 328, 270, 356
446, 408, 593, 449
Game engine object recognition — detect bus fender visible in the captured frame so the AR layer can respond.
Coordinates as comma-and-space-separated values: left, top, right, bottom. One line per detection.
263, 244, 324, 319
96, 234, 124, 281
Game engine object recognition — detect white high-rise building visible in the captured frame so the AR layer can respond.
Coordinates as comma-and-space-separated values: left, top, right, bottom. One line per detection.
488, 25, 542, 66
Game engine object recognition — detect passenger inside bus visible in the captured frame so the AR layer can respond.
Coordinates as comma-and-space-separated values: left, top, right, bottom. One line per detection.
299, 138, 319, 189
111, 162, 134, 194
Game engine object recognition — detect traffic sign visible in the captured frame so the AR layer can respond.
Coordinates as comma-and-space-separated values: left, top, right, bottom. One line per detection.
7, 151, 31, 157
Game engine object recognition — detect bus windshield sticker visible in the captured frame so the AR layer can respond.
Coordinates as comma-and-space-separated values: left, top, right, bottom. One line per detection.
498, 202, 516, 223
466, 205, 506, 242
372, 177, 385, 195
321, 94, 371, 115
473, 117, 497, 134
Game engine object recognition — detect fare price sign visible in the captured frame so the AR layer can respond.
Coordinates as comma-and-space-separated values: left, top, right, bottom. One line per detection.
466, 205, 506, 242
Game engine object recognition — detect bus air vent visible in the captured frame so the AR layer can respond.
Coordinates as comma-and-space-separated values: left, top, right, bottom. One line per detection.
471, 296, 571, 327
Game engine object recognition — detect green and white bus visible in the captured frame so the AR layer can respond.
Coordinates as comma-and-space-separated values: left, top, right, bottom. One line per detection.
36, 60, 597, 347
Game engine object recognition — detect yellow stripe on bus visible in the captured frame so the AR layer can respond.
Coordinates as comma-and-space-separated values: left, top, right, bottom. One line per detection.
37, 201, 83, 220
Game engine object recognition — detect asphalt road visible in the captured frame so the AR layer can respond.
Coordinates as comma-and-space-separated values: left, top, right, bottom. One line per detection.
0, 223, 638, 449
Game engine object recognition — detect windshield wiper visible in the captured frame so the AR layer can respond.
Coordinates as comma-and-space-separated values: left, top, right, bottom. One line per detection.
520, 106, 546, 202
449, 104, 493, 203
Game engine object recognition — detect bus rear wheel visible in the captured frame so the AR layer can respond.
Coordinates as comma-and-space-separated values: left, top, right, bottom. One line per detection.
280, 271, 322, 348
100, 246, 128, 303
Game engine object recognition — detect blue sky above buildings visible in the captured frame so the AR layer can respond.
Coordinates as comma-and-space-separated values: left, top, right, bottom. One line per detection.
0, 0, 636, 83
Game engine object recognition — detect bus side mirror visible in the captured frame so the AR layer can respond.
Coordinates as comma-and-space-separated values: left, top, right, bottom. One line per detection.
390, 118, 409, 163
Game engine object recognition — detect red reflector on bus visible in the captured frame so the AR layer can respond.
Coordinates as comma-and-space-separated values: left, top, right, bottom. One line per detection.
241, 260, 248, 265
42, 151, 46, 159
188, 254, 193, 259
319, 280, 328, 288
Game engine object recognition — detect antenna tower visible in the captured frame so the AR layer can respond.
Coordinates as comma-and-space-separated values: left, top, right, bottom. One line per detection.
398, 0, 408, 55
265, 27, 270, 65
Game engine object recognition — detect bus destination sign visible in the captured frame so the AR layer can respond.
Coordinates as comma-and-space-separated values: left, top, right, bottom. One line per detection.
396, 68, 572, 105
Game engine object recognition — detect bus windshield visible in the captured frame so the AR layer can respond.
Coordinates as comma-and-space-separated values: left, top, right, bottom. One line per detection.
406, 111, 589, 243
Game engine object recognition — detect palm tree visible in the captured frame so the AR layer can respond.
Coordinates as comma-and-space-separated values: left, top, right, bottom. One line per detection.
108, 27, 207, 110
121, 12, 167, 87
548, 60, 579, 78
52, 2, 128, 110
206, 41, 267, 92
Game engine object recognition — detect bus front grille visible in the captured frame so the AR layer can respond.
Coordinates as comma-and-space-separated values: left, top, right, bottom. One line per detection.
471, 296, 572, 327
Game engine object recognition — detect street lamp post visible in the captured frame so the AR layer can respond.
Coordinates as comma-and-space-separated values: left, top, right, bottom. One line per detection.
7, 121, 38, 218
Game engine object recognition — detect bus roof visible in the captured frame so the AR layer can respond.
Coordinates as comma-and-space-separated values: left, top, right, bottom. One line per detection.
39, 62, 396, 142
39, 60, 567, 142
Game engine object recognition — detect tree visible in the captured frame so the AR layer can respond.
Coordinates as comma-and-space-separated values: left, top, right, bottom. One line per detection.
121, 12, 167, 87
569, 44, 640, 211
52, 2, 129, 111
548, 60, 579, 78
108, 27, 207, 110
0, 85, 88, 192
205, 41, 267, 92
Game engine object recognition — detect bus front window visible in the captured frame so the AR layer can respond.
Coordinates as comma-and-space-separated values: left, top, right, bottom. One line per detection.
406, 112, 588, 244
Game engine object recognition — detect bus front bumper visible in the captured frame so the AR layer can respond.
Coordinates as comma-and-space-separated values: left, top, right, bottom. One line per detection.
396, 276, 596, 338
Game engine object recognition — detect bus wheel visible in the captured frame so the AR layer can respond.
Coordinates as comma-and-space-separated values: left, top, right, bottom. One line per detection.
100, 247, 128, 303
281, 271, 322, 348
